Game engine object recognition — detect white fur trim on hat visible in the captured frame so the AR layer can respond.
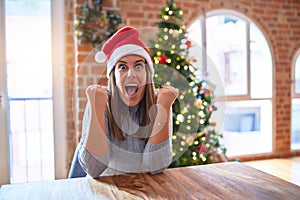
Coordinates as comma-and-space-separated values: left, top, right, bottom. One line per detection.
106, 44, 154, 78
95, 51, 107, 63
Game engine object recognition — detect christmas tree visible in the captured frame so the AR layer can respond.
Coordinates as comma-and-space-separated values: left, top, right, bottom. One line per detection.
148, 0, 227, 167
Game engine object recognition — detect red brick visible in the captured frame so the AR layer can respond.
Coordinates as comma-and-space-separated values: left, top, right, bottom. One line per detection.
77, 44, 93, 52
127, 12, 144, 18
145, 0, 161, 4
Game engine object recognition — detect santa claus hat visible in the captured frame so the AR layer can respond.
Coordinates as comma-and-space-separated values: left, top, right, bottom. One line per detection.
95, 26, 154, 78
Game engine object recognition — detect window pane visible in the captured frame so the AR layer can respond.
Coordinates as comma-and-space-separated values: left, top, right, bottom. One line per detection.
187, 18, 207, 78
6, 0, 52, 98
5, 0, 54, 183
295, 55, 300, 94
189, 13, 273, 157
187, 18, 202, 47
292, 55, 300, 149
292, 98, 300, 150
250, 24, 272, 98
222, 100, 272, 156
206, 16, 247, 96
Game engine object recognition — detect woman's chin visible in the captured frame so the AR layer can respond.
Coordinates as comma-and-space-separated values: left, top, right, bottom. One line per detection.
124, 98, 140, 107
122, 94, 142, 107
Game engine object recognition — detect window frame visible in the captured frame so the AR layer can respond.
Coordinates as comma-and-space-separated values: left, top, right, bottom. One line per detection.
0, 0, 67, 184
291, 50, 300, 150
0, 0, 10, 185
200, 9, 274, 102
52, 0, 67, 179
292, 51, 300, 98
188, 9, 274, 157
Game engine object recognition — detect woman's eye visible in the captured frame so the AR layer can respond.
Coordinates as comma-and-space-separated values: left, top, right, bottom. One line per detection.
135, 64, 143, 70
118, 64, 127, 70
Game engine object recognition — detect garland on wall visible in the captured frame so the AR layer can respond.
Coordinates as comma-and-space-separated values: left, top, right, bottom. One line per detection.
74, 0, 123, 48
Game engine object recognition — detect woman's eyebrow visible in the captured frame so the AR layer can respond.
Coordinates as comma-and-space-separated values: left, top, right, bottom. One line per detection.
135, 59, 146, 64
118, 59, 146, 64
118, 60, 127, 64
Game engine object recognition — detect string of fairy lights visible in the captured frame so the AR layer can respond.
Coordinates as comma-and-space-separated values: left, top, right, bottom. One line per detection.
149, 1, 225, 166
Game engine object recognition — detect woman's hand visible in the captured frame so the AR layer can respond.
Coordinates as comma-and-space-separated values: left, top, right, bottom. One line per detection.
156, 85, 179, 109
150, 85, 178, 144
86, 85, 108, 115
83, 85, 109, 157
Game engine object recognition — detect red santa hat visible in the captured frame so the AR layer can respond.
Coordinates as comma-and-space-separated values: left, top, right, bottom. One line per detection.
95, 26, 154, 78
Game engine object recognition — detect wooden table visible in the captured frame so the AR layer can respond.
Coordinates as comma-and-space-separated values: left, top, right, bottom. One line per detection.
1, 162, 300, 199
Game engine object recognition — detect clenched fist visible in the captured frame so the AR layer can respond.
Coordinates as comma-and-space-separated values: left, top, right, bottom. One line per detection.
86, 85, 108, 115
156, 85, 179, 109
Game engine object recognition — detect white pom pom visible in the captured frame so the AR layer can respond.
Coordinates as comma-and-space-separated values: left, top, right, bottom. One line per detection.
95, 51, 107, 63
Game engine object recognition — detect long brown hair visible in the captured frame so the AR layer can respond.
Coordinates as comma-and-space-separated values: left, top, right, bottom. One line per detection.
107, 64, 157, 141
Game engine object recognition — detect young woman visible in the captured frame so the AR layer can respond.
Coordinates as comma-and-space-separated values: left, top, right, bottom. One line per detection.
76, 26, 178, 177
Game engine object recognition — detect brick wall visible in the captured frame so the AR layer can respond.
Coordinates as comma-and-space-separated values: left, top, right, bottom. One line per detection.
64, 0, 300, 174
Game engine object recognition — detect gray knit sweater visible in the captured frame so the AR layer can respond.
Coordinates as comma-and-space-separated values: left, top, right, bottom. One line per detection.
78, 102, 173, 177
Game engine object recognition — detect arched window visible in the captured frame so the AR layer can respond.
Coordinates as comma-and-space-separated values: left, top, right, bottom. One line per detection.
292, 53, 300, 150
188, 10, 273, 157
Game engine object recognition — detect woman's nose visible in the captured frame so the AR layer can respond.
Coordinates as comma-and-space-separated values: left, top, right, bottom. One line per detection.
127, 69, 136, 78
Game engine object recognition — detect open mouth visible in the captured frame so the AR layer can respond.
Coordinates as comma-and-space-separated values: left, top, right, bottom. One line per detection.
125, 83, 139, 97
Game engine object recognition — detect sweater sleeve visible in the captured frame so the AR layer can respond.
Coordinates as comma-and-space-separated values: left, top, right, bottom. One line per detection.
78, 104, 110, 178
142, 111, 173, 174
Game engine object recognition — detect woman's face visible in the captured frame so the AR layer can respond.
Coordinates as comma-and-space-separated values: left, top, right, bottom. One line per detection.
114, 55, 147, 107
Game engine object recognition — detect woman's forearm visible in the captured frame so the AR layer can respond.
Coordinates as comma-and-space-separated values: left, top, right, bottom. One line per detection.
83, 85, 109, 157
143, 106, 173, 173
78, 143, 108, 178
83, 107, 108, 157
150, 105, 171, 144
143, 134, 173, 173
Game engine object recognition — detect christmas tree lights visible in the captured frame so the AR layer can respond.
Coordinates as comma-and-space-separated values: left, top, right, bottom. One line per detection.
149, 0, 227, 167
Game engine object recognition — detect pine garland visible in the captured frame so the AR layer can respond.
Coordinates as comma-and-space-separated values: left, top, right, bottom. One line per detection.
74, 0, 123, 48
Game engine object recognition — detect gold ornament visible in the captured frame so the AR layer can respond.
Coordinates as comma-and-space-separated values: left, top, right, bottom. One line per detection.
98, 11, 107, 28
194, 99, 203, 109
172, 30, 179, 38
